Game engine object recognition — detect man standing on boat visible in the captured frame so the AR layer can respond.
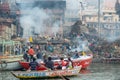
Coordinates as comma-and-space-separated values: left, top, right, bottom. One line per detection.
28, 46, 35, 61
23, 50, 29, 62
36, 49, 42, 59
36, 49, 43, 63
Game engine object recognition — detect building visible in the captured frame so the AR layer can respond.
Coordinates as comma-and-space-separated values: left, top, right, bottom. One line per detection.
0, 0, 17, 40
82, 0, 120, 39
0, 0, 23, 40
0, 18, 17, 40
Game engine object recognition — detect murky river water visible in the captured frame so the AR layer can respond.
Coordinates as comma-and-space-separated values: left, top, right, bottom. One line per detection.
0, 63, 120, 80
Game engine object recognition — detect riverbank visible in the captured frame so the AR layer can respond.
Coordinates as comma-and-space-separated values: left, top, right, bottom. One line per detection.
92, 58, 120, 64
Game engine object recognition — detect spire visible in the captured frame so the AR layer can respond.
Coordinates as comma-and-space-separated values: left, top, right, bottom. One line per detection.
115, 0, 120, 20
115, 0, 120, 14
116, 0, 119, 3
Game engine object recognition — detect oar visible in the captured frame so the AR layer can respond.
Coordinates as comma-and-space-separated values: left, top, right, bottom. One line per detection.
59, 74, 70, 80
62, 76, 70, 80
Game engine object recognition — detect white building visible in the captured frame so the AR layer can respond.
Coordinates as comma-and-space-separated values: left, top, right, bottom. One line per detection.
82, 0, 120, 41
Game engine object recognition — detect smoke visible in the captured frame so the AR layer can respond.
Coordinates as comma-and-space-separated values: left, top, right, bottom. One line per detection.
66, 0, 81, 10
15, 1, 61, 39
20, 7, 50, 38
106, 36, 119, 42
101, 31, 120, 43
70, 36, 89, 52
51, 21, 61, 35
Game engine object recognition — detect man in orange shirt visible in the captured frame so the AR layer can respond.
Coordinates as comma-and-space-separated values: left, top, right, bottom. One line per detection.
28, 46, 35, 61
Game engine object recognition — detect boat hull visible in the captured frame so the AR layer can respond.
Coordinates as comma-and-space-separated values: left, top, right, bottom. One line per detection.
11, 66, 81, 79
0, 55, 23, 70
0, 61, 22, 70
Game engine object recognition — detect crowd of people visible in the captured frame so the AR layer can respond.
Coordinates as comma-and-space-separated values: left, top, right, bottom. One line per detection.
83, 33, 120, 60
27, 56, 73, 71
21, 43, 74, 72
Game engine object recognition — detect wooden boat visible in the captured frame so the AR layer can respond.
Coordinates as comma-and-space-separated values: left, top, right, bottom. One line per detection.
19, 54, 93, 71
0, 55, 23, 70
11, 66, 81, 79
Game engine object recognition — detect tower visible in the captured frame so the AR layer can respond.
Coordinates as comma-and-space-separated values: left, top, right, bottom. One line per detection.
115, 0, 120, 19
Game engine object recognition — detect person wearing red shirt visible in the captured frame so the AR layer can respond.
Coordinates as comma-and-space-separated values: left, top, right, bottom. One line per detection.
60, 57, 67, 70
28, 46, 35, 61
56, 57, 67, 70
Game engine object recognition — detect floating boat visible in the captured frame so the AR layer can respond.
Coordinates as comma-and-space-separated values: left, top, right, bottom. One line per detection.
0, 40, 23, 70
11, 66, 81, 79
19, 54, 93, 71
0, 55, 23, 70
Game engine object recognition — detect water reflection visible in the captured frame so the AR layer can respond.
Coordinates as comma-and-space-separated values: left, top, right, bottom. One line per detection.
80, 69, 91, 74
0, 63, 120, 80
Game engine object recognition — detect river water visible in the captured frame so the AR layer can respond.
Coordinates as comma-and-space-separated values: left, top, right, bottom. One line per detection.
0, 63, 119, 80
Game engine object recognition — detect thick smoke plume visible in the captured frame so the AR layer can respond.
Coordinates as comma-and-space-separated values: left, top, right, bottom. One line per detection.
20, 7, 49, 38
16, 1, 61, 39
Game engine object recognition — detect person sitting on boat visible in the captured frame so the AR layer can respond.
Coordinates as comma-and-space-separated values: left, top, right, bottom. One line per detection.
45, 57, 54, 70
28, 46, 35, 61
66, 57, 73, 69
62, 57, 68, 69
28, 57, 39, 71
56, 57, 67, 70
